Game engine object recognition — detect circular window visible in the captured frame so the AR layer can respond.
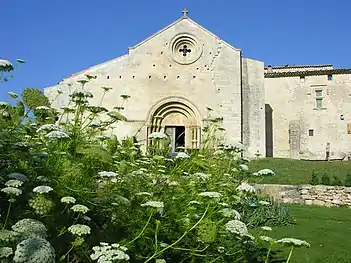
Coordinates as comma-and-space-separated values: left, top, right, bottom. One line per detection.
169, 33, 203, 65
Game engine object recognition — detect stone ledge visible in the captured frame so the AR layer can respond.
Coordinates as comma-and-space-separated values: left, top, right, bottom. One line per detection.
254, 184, 351, 207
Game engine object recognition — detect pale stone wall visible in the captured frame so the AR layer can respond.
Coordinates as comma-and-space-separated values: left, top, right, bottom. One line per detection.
242, 58, 266, 158
264, 73, 351, 159
255, 184, 351, 207
44, 17, 263, 155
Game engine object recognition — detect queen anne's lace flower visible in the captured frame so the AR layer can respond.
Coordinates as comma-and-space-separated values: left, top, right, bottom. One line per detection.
5, 179, 23, 188
257, 169, 275, 176
135, 192, 152, 196
36, 106, 51, 111
68, 224, 91, 236
0, 230, 19, 242
259, 200, 270, 206
0, 59, 13, 71
189, 200, 200, 205
198, 192, 223, 198
168, 181, 179, 186
236, 182, 256, 193
260, 236, 275, 243
13, 237, 55, 263
33, 186, 53, 194
148, 132, 168, 140
29, 195, 54, 216
45, 131, 70, 139
193, 172, 211, 180
219, 208, 241, 220
7, 173, 28, 182
175, 152, 190, 159
61, 196, 76, 204
12, 219, 47, 239
70, 88, 93, 98
98, 171, 118, 177
225, 220, 248, 236
140, 201, 164, 208
239, 164, 249, 171
261, 226, 272, 231
0, 247, 13, 259
90, 242, 130, 262
276, 238, 310, 247
8, 91, 18, 98
71, 204, 89, 214
1, 187, 22, 196
36, 124, 64, 134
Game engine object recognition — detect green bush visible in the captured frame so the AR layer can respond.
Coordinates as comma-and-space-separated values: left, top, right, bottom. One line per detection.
0, 73, 309, 262
344, 172, 351, 187
309, 171, 319, 185
321, 172, 331, 185
332, 175, 343, 186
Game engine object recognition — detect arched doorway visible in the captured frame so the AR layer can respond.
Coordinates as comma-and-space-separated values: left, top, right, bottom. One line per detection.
147, 97, 202, 152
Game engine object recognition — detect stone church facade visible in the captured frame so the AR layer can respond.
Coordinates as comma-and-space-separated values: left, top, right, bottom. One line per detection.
44, 11, 351, 160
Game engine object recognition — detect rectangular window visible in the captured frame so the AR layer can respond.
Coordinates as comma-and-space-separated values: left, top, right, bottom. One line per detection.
328, 74, 333, 81
300, 76, 305, 83
308, 129, 314, 136
315, 90, 322, 97
348, 123, 351, 134
316, 98, 323, 109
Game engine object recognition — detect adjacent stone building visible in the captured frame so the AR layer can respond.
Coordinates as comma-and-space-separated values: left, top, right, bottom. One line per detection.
44, 10, 351, 160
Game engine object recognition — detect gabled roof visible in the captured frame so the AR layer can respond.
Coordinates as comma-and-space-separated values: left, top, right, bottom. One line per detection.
129, 16, 241, 52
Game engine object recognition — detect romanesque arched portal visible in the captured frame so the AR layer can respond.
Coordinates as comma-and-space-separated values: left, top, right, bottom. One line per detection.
147, 97, 202, 151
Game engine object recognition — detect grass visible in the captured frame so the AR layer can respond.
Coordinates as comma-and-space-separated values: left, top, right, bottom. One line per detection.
267, 204, 351, 263
248, 158, 351, 185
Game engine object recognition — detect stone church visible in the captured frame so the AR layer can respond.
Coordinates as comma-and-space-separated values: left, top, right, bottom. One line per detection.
45, 10, 351, 160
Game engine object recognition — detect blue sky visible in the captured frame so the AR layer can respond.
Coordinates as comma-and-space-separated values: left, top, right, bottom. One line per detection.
1, 0, 351, 100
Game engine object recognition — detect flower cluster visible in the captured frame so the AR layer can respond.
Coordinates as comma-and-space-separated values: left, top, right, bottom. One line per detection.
90, 242, 130, 262
71, 204, 89, 214
236, 182, 256, 193
12, 219, 47, 239
13, 237, 55, 263
61, 196, 76, 204
225, 220, 248, 236
68, 224, 91, 236
198, 191, 223, 198
140, 201, 164, 209
148, 132, 168, 140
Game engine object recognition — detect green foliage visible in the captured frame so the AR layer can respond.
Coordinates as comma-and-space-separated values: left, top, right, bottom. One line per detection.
22, 88, 50, 110
344, 171, 351, 187
321, 172, 331, 185
332, 175, 343, 186
309, 171, 319, 185
0, 75, 307, 262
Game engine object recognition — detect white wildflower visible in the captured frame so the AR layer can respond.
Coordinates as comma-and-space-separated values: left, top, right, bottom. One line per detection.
260, 236, 275, 243
225, 220, 248, 236
12, 219, 47, 239
61, 196, 76, 204
35, 106, 51, 110
45, 131, 70, 139
0, 59, 13, 71
71, 204, 89, 214
259, 200, 270, 206
7, 172, 28, 182
261, 226, 272, 231
236, 182, 256, 193
156, 260, 166, 263
193, 172, 211, 180
198, 191, 223, 198
219, 208, 241, 220
175, 152, 190, 159
189, 200, 200, 205
13, 237, 55, 263
90, 242, 130, 262
257, 169, 275, 176
5, 179, 23, 188
89, 120, 101, 128
98, 171, 118, 177
0, 101, 10, 108
239, 164, 249, 171
140, 201, 164, 208
1, 187, 22, 196
36, 124, 64, 133
0, 247, 13, 259
70, 88, 93, 98
148, 132, 168, 140
33, 186, 53, 194
219, 202, 229, 207
135, 192, 152, 196
68, 224, 91, 236
276, 238, 310, 247
168, 181, 179, 187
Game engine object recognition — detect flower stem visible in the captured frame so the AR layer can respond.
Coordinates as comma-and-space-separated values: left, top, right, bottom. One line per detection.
144, 204, 209, 263
286, 246, 294, 263
3, 202, 12, 229
128, 211, 154, 245
265, 246, 272, 263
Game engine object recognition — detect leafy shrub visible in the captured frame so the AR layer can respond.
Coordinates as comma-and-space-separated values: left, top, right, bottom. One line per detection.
0, 72, 309, 262
321, 172, 331, 185
309, 171, 319, 185
345, 172, 351, 187
332, 175, 343, 186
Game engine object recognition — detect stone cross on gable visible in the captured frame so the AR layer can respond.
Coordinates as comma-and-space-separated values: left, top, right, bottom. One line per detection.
182, 8, 188, 17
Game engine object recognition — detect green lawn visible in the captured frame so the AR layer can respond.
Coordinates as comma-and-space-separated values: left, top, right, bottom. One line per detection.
266, 205, 351, 263
249, 158, 351, 185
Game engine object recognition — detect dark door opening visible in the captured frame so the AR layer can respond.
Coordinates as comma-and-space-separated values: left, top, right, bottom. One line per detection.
265, 104, 273, 157
175, 126, 185, 150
